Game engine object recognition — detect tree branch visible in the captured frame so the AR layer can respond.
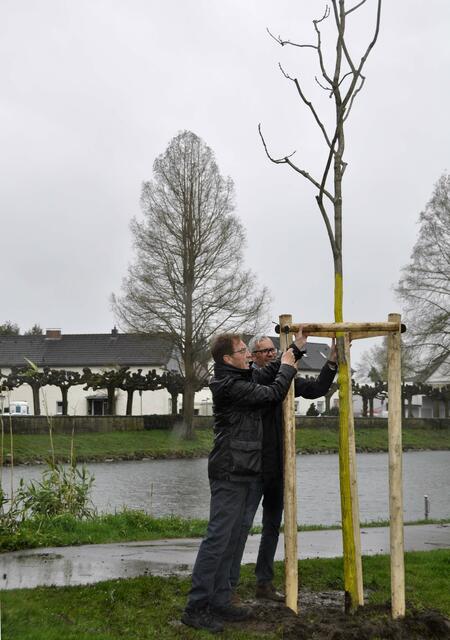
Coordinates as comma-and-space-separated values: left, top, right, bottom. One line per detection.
345, 0, 368, 16
278, 64, 333, 148
266, 27, 317, 50
258, 124, 336, 204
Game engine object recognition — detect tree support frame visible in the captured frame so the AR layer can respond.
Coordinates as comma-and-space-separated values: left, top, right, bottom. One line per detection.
279, 313, 405, 619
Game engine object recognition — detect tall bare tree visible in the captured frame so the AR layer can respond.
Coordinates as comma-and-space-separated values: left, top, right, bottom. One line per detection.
113, 131, 268, 438
396, 173, 450, 379
260, 0, 382, 611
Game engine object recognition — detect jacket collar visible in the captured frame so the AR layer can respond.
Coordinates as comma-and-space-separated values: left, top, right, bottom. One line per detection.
213, 361, 252, 380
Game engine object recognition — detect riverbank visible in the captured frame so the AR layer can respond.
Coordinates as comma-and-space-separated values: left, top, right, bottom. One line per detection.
2, 551, 449, 639
3, 425, 450, 465
2, 510, 449, 552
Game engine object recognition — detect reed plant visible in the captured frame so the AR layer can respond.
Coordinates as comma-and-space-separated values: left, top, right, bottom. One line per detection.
0, 362, 96, 537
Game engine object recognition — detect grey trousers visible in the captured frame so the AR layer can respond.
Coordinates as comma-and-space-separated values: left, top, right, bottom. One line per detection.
186, 478, 257, 610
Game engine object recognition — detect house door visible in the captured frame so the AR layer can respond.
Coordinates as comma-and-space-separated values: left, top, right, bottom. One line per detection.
88, 398, 107, 415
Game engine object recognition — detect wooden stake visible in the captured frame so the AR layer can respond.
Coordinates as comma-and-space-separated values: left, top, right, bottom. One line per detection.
344, 334, 364, 606
280, 314, 298, 614
387, 313, 405, 618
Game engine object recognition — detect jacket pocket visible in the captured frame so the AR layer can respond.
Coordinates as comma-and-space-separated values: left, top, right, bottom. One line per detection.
230, 439, 262, 476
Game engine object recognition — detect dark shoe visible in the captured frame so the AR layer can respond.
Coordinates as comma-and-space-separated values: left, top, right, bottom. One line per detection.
255, 582, 285, 602
210, 604, 252, 621
181, 606, 224, 633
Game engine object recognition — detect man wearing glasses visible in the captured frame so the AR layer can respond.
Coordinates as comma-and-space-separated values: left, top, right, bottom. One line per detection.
229, 331, 337, 602
182, 333, 298, 633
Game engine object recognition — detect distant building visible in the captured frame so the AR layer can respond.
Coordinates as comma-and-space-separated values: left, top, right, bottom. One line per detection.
0, 329, 338, 416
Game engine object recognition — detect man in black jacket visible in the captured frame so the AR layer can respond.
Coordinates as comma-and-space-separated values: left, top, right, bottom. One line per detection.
229, 332, 337, 602
182, 333, 297, 633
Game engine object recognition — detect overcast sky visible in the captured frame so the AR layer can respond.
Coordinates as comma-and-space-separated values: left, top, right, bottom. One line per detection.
1, 1, 449, 365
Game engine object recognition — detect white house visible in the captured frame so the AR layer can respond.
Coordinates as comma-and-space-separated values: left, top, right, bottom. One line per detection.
0, 328, 338, 417
0, 328, 181, 416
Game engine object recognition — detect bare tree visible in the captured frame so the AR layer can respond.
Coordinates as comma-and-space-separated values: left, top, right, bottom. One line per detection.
3, 365, 49, 415
396, 173, 450, 379
82, 367, 129, 416
356, 336, 414, 384
113, 131, 269, 438
46, 368, 84, 415
352, 379, 386, 417
118, 369, 162, 416
260, 0, 382, 612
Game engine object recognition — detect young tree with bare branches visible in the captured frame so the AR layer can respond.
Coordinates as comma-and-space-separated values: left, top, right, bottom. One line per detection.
113, 131, 268, 438
259, 0, 382, 612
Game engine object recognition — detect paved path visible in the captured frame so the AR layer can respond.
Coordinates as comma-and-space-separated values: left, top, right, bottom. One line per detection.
1, 524, 448, 591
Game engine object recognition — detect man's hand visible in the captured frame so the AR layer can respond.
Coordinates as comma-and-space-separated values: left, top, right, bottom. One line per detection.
281, 348, 296, 368
329, 337, 337, 363
294, 326, 308, 351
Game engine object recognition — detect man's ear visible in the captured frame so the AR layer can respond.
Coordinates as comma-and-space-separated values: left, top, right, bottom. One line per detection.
223, 355, 233, 366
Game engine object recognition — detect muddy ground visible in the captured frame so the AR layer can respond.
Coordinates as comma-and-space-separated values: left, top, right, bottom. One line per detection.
226, 591, 450, 639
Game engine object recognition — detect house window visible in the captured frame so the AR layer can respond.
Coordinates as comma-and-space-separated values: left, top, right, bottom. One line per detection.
56, 401, 63, 415
87, 398, 108, 416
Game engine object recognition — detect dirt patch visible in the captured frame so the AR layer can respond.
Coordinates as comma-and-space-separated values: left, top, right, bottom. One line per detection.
231, 592, 450, 639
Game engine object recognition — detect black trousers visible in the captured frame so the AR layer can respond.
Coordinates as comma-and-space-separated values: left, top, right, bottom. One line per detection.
230, 476, 283, 588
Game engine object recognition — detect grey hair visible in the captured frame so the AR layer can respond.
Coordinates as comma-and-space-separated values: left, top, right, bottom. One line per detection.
248, 335, 270, 353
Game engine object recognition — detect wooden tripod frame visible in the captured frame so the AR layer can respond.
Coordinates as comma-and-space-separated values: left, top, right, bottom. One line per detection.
279, 313, 405, 619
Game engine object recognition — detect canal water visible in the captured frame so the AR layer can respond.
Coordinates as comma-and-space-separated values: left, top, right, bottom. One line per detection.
3, 451, 449, 525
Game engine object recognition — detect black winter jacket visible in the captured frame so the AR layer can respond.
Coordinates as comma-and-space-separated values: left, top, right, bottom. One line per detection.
252, 358, 337, 480
208, 361, 297, 481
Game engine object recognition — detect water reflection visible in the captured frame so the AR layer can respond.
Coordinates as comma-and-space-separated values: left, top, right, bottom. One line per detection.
2, 451, 449, 525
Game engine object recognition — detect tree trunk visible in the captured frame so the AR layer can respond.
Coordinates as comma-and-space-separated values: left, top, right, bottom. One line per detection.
61, 387, 69, 415
362, 396, 368, 417
126, 389, 134, 416
183, 375, 195, 439
107, 387, 115, 415
408, 396, 413, 418
433, 400, 440, 418
182, 190, 196, 439
170, 392, 178, 415
368, 397, 374, 417
32, 384, 41, 416
334, 129, 362, 611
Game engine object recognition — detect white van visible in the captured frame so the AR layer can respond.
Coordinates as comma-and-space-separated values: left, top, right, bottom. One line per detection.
6, 401, 30, 415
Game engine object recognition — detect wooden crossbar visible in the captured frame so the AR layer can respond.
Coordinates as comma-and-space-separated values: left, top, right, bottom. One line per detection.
275, 321, 405, 336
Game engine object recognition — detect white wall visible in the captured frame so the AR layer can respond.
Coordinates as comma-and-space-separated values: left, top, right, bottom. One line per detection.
1, 366, 176, 416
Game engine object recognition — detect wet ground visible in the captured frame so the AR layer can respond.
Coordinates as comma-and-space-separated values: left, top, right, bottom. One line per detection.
1, 523, 449, 591
201, 598, 450, 639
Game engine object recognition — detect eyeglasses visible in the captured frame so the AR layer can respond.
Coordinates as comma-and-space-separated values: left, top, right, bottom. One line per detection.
253, 347, 277, 355
232, 347, 249, 355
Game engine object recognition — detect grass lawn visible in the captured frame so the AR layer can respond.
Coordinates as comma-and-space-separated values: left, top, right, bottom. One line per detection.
2, 426, 449, 464
1, 551, 449, 639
